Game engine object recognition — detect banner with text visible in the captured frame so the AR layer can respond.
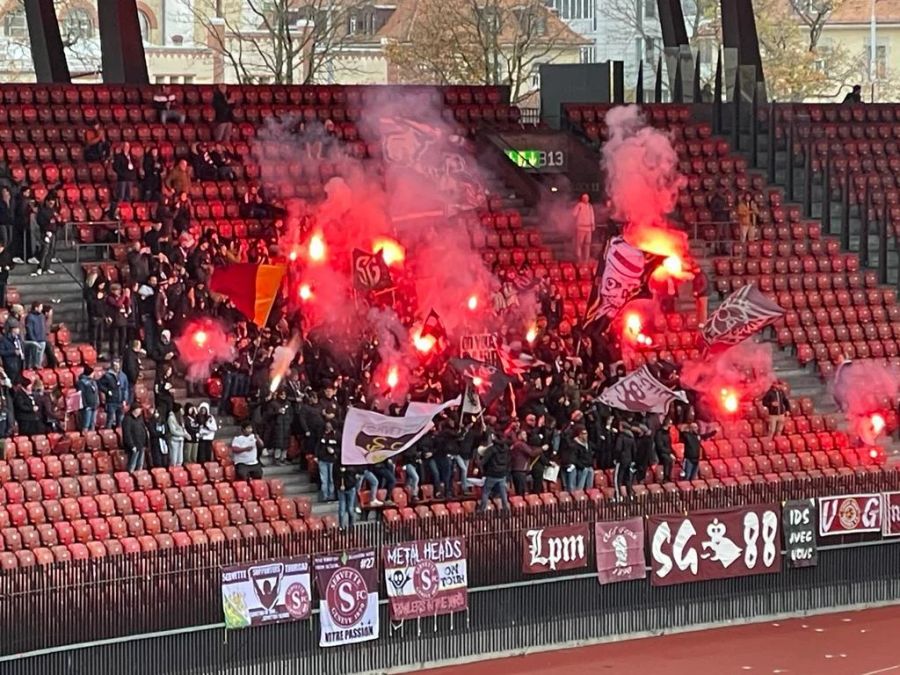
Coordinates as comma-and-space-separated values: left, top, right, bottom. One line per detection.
383, 537, 468, 620
648, 505, 782, 587
459, 333, 499, 366
817, 494, 883, 536
595, 518, 646, 585
314, 548, 379, 647
882, 492, 900, 537
221, 556, 312, 629
522, 523, 590, 574
782, 499, 818, 568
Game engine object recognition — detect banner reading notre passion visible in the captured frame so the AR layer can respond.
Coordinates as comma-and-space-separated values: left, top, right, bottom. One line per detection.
383, 537, 468, 620
818, 494, 883, 536
648, 505, 782, 587
221, 556, 312, 629
314, 548, 379, 647
522, 523, 590, 574
782, 499, 818, 568
595, 518, 646, 585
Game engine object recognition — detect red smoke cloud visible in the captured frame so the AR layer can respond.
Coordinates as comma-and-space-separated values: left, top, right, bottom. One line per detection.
175, 318, 234, 382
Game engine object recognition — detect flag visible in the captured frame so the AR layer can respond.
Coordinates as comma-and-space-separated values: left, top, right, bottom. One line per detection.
210, 264, 286, 326
599, 365, 688, 414
341, 408, 435, 465
450, 357, 512, 406
352, 249, 393, 291
701, 284, 784, 351
583, 236, 663, 333
419, 309, 449, 353
404, 396, 462, 418
496, 343, 546, 376
461, 382, 483, 416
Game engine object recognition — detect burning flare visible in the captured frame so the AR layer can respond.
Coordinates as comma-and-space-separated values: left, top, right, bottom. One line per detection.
308, 233, 326, 262
467, 295, 478, 311
298, 283, 312, 301
373, 237, 405, 266
386, 366, 399, 389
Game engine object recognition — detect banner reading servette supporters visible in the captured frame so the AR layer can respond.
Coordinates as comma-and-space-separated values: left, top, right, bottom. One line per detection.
522, 523, 590, 574
383, 537, 468, 620
221, 556, 312, 629
883, 492, 900, 537
314, 548, 379, 647
341, 407, 435, 465
818, 494, 883, 536
782, 499, 818, 568
595, 518, 646, 585
648, 505, 782, 587
598, 365, 688, 414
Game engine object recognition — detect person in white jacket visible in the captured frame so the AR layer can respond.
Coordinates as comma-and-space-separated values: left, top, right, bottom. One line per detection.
572, 193, 596, 263
167, 403, 188, 467
197, 402, 218, 463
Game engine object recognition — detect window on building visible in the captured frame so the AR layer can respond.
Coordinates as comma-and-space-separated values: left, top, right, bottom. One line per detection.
634, 0, 642, 29
63, 7, 94, 41
644, 0, 656, 18
865, 43, 888, 79
138, 10, 151, 43
3, 9, 26, 38
634, 36, 643, 65
579, 46, 595, 63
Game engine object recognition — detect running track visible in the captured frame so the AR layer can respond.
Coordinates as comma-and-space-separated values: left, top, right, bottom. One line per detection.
419, 606, 900, 675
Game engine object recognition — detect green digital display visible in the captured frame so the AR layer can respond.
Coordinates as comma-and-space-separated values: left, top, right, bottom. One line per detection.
504, 149, 542, 167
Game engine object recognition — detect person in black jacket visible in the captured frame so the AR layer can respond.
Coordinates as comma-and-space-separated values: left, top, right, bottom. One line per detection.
122, 340, 143, 404
654, 418, 674, 482
336, 462, 359, 530
12, 185, 35, 264
477, 430, 510, 512
762, 381, 790, 437
264, 389, 294, 464
141, 147, 164, 202
613, 421, 636, 502
212, 83, 235, 142
112, 143, 137, 204
680, 422, 714, 481
12, 378, 41, 436
147, 407, 168, 468
400, 437, 423, 502
569, 424, 595, 491
0, 241, 13, 307
122, 405, 149, 472
316, 421, 338, 501
32, 195, 60, 276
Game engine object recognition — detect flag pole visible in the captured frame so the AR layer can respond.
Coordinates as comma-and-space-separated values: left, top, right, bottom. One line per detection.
508, 382, 517, 418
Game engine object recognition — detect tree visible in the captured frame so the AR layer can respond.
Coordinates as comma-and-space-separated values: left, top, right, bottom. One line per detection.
183, 0, 364, 84
385, 0, 583, 102
788, 0, 844, 50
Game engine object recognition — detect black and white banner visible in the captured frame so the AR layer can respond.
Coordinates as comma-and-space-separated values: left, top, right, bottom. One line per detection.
598, 365, 688, 414
782, 499, 818, 568
701, 284, 784, 351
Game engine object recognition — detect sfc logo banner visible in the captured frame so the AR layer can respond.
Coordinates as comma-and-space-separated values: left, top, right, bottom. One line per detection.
383, 537, 468, 620
221, 556, 311, 629
522, 523, 590, 574
314, 548, 379, 647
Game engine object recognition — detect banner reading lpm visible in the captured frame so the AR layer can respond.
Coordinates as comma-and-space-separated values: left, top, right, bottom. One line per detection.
314, 548, 379, 647
782, 499, 818, 568
221, 556, 312, 629
383, 537, 468, 620
648, 505, 782, 586
522, 523, 589, 574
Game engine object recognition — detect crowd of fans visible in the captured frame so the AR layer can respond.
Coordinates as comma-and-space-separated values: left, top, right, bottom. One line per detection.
0, 84, 790, 533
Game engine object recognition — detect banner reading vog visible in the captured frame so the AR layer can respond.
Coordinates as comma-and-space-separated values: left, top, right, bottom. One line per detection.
314, 548, 379, 647
221, 556, 311, 629
782, 499, 818, 568
648, 505, 781, 587
818, 494, 883, 536
595, 518, 646, 585
383, 537, 468, 620
522, 523, 589, 574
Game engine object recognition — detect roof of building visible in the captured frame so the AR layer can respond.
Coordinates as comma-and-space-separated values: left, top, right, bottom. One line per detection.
830, 0, 900, 25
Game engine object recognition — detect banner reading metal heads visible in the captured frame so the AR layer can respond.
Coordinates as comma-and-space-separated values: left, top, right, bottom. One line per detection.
598, 365, 688, 414
701, 284, 784, 351
383, 537, 468, 620
341, 407, 435, 465
583, 236, 663, 333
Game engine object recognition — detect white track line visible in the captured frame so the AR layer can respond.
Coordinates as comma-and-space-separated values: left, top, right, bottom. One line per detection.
860, 665, 900, 675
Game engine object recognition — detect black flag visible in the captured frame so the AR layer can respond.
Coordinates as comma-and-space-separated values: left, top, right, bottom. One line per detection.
450, 358, 512, 406
419, 309, 449, 353
352, 249, 393, 291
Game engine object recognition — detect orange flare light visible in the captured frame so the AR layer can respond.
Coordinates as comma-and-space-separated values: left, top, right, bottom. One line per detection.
373, 237, 405, 266
472, 376, 484, 388
467, 295, 478, 311
298, 284, 312, 301
193, 330, 208, 348
662, 255, 683, 276
721, 388, 739, 414
624, 312, 642, 336
526, 324, 538, 344
871, 413, 886, 435
308, 233, 326, 262
387, 367, 399, 389
414, 334, 436, 353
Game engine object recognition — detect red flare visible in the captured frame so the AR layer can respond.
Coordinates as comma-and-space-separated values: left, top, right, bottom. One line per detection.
386, 366, 399, 389
298, 283, 312, 301
720, 388, 739, 414
193, 330, 208, 348
414, 333, 436, 353
871, 413, 886, 435
308, 233, 326, 262
467, 295, 478, 311
373, 237, 405, 266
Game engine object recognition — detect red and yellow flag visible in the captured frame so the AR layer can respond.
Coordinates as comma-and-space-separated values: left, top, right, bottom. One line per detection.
209, 264, 286, 326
